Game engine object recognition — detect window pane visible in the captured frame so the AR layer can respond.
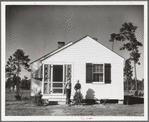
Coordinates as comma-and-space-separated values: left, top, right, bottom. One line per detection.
93, 73, 103, 82
93, 74, 99, 82
93, 64, 96, 72
44, 64, 48, 79
44, 64, 51, 81
93, 64, 103, 72
44, 83, 48, 94
99, 74, 103, 82
67, 65, 71, 79
93, 64, 95, 72
53, 89, 63, 93
99, 64, 103, 72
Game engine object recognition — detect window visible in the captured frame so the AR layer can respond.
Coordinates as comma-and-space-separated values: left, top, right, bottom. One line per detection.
86, 63, 111, 84
44, 64, 51, 94
93, 64, 103, 82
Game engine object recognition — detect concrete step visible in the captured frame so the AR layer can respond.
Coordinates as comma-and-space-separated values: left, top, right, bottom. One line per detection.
42, 95, 66, 99
47, 101, 66, 105
42, 95, 66, 105
48, 98, 66, 102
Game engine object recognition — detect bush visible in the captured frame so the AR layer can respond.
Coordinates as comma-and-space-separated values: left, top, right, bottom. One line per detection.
15, 94, 21, 100
33, 91, 44, 106
73, 91, 83, 105
21, 97, 30, 101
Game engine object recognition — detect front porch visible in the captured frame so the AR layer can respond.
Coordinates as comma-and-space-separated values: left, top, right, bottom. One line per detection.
31, 62, 73, 104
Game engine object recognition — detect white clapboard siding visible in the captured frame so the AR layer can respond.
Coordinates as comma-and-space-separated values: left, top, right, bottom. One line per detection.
43, 36, 124, 100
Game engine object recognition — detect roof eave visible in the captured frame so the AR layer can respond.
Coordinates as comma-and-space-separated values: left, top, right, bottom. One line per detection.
30, 41, 73, 64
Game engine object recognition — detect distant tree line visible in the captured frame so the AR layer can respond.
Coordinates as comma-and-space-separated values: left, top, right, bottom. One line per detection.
124, 79, 144, 91
6, 75, 31, 91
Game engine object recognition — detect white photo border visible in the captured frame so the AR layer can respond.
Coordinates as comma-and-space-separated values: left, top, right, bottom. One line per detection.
1, 1, 148, 121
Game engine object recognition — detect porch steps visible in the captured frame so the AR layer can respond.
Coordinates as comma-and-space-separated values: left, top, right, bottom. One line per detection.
42, 95, 66, 105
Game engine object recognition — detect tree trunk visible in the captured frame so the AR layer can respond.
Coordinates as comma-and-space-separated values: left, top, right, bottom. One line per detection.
134, 61, 138, 95
16, 62, 20, 96
127, 78, 128, 92
112, 41, 114, 51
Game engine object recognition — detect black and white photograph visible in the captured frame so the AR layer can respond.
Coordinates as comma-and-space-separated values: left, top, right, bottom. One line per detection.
1, 1, 148, 121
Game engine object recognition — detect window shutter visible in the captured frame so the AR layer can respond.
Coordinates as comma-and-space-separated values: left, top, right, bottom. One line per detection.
105, 63, 111, 84
86, 63, 93, 83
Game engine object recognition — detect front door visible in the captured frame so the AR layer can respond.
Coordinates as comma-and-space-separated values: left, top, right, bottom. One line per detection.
52, 65, 63, 94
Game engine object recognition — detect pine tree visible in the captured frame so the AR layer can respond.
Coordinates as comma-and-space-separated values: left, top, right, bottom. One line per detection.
109, 22, 143, 94
5, 49, 30, 98
124, 59, 133, 91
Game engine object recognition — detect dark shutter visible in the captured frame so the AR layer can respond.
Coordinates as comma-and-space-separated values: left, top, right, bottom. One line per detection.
86, 63, 93, 83
105, 63, 111, 84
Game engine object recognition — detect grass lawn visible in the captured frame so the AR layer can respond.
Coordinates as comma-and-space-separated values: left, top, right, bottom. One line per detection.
5, 90, 144, 116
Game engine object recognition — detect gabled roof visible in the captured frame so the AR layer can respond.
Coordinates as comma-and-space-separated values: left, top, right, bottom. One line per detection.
30, 41, 73, 64
92, 37, 125, 60
30, 35, 124, 64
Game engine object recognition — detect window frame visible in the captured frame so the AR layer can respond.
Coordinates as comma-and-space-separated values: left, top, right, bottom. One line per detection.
92, 63, 105, 83
43, 64, 51, 95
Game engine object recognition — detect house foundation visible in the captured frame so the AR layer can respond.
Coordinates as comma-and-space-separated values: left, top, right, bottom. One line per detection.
118, 100, 124, 104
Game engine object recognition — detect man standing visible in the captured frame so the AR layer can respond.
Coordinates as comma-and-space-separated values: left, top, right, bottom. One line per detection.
64, 78, 71, 106
74, 80, 81, 93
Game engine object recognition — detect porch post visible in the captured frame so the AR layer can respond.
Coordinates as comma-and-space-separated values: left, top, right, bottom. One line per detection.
48, 64, 50, 94
63, 65, 64, 94
42, 64, 44, 94
51, 65, 53, 94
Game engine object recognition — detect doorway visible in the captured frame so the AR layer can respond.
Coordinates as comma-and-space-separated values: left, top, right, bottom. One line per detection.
43, 64, 72, 95
52, 65, 63, 94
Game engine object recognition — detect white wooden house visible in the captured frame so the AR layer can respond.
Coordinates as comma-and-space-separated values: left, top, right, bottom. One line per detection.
30, 36, 124, 104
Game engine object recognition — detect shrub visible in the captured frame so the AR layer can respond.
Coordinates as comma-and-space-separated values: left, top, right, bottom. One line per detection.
15, 94, 21, 100
33, 91, 44, 106
21, 97, 30, 101
73, 91, 83, 105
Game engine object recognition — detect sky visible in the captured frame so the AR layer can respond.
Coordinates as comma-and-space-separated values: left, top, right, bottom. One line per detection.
6, 5, 144, 80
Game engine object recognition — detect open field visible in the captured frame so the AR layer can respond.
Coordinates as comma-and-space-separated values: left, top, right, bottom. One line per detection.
5, 90, 144, 116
